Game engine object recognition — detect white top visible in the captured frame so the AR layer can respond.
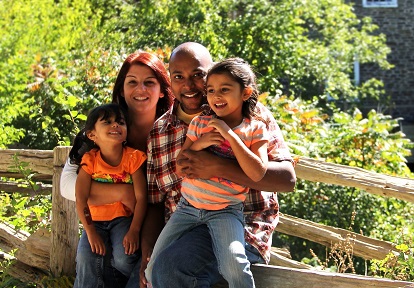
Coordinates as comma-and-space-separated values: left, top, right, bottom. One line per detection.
60, 158, 77, 201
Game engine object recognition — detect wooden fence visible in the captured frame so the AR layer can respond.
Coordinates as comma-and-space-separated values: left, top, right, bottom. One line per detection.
0, 147, 414, 287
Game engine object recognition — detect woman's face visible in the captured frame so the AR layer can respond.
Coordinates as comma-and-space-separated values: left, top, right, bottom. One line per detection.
122, 64, 164, 116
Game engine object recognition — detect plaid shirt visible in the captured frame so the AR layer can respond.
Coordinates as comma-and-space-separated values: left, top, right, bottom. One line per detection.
147, 99, 293, 263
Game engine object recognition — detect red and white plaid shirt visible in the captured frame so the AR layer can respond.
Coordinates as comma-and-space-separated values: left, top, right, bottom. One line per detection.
146, 99, 293, 263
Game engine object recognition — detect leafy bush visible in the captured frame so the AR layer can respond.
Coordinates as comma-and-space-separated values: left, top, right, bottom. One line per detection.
264, 95, 414, 274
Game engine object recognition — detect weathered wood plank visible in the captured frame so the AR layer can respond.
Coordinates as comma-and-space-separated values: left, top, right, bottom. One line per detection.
0, 222, 29, 253
1, 149, 413, 202
269, 249, 312, 269
5, 260, 49, 285
0, 180, 52, 195
213, 264, 413, 288
15, 228, 50, 271
276, 214, 397, 260
50, 146, 78, 277
249, 264, 413, 288
0, 223, 50, 271
0, 149, 54, 176
295, 156, 414, 203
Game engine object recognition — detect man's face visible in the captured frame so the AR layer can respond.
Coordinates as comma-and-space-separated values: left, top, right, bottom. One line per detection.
169, 51, 211, 115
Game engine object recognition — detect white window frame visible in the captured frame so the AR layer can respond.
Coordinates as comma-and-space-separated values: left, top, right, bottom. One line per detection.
362, 0, 398, 8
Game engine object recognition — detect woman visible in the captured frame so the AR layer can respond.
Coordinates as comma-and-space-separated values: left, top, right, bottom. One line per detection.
60, 50, 174, 288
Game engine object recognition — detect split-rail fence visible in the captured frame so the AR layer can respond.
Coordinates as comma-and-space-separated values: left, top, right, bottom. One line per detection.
0, 147, 413, 287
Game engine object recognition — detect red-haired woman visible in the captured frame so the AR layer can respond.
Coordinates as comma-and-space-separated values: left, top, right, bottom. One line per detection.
61, 50, 174, 288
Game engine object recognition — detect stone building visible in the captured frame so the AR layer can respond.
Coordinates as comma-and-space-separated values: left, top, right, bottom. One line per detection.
347, 0, 414, 167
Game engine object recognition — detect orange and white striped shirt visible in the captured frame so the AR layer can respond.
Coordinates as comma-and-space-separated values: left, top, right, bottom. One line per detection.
181, 115, 268, 210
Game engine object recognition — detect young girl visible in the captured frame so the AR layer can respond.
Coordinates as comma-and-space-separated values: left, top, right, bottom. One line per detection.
71, 103, 147, 287
146, 58, 269, 288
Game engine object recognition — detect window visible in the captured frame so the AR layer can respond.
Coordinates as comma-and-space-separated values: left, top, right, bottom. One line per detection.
363, 0, 398, 7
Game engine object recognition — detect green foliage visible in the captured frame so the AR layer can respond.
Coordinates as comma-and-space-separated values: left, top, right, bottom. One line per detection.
0, 0, 412, 282
0, 0, 393, 149
370, 232, 414, 281
0, 257, 74, 288
0, 0, 104, 148
0, 192, 51, 233
264, 95, 414, 273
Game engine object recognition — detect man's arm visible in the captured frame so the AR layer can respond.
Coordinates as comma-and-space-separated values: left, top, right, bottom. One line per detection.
177, 149, 296, 192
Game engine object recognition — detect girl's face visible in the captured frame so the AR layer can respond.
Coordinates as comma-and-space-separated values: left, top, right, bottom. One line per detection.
87, 114, 127, 147
122, 64, 164, 116
206, 73, 251, 122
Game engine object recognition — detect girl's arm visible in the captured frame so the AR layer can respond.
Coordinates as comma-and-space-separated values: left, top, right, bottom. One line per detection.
75, 169, 106, 255
123, 166, 147, 255
177, 130, 226, 176
232, 137, 268, 182
209, 118, 268, 182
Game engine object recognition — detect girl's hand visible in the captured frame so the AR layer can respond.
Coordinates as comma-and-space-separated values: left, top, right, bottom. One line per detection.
207, 118, 231, 139
193, 131, 224, 150
86, 230, 106, 256
123, 229, 140, 255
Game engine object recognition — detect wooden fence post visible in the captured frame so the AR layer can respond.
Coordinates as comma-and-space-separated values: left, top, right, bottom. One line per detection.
50, 146, 78, 277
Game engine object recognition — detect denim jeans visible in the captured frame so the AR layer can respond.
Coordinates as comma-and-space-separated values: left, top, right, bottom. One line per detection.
74, 216, 139, 288
145, 198, 255, 288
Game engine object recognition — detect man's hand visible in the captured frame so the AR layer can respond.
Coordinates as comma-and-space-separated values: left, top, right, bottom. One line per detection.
139, 248, 152, 288
177, 149, 228, 179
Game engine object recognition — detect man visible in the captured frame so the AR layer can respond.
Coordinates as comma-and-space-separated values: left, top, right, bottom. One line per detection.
138, 42, 296, 287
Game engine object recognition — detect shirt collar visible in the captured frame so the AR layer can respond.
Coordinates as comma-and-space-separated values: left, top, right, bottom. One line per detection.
159, 100, 212, 133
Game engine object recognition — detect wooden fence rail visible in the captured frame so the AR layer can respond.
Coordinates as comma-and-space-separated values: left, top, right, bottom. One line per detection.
1, 147, 414, 287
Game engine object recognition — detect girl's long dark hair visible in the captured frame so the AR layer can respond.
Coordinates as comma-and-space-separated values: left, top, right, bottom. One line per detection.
206, 57, 268, 127
69, 103, 127, 167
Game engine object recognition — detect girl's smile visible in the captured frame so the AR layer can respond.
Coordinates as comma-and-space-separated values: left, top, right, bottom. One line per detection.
206, 73, 251, 127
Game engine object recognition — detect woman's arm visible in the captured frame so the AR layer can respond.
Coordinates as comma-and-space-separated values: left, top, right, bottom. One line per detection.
123, 166, 147, 255
60, 158, 134, 204
177, 149, 296, 192
60, 159, 78, 201
88, 182, 134, 206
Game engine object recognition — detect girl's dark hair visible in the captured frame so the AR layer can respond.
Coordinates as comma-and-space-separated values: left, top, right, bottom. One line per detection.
112, 50, 174, 119
206, 57, 260, 120
69, 103, 127, 167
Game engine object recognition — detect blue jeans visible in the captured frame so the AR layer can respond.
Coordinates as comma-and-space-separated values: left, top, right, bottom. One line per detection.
74, 216, 140, 288
145, 198, 255, 288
